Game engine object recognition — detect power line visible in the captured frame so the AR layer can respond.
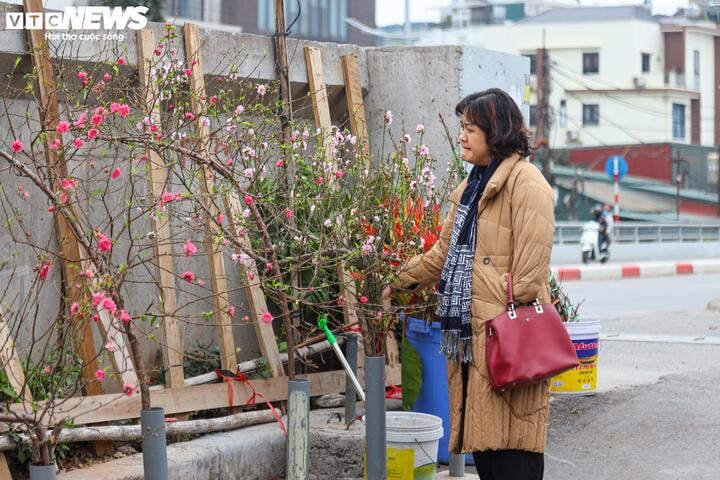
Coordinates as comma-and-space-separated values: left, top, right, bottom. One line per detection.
550, 62, 718, 122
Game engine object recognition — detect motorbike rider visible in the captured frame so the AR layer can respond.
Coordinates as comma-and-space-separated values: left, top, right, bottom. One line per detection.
593, 205, 610, 254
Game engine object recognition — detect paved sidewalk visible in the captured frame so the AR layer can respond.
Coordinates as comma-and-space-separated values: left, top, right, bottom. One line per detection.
551, 258, 720, 282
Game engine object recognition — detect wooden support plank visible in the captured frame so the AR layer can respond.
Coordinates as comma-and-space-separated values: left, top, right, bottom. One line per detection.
136, 28, 185, 389
78, 257, 138, 388
304, 46, 360, 324
0, 310, 30, 406
0, 457, 11, 480
341, 54, 370, 167
183, 23, 237, 371
0, 309, 30, 480
304, 46, 334, 158
22, 0, 103, 398
223, 194, 284, 378
8, 365, 401, 427
338, 52, 399, 365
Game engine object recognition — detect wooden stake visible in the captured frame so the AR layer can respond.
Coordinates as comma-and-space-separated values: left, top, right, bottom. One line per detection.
136, 28, 186, 389
22, 0, 112, 457
0, 309, 31, 480
223, 194, 284, 378
341, 54, 370, 167
183, 23, 237, 371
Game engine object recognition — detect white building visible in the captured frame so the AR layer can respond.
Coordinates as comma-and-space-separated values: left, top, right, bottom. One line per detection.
417, 5, 720, 150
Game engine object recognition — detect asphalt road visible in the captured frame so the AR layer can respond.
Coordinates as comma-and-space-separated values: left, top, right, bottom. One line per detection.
545, 274, 720, 480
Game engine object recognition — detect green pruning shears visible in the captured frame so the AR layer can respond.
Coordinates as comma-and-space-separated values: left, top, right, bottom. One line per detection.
317, 315, 366, 403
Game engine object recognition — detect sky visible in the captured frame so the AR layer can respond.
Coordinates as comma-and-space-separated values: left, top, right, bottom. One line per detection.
376, 0, 691, 26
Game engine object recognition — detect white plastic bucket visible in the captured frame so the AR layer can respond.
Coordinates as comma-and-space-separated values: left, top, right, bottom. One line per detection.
385, 411, 444, 479
550, 320, 601, 395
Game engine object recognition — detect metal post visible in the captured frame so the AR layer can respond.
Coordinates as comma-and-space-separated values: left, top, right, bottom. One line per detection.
676, 174, 682, 220
613, 155, 620, 224
141, 407, 168, 480
345, 335, 358, 426
286, 379, 310, 480
365, 355, 386, 480
28, 464, 56, 480
449, 453, 465, 477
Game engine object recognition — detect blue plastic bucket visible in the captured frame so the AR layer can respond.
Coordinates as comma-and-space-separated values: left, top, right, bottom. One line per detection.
405, 317, 474, 465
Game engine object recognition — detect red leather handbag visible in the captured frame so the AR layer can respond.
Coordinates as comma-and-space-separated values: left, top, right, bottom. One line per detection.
485, 273, 578, 391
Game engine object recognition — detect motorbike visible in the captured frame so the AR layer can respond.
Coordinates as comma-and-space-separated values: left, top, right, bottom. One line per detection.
580, 220, 610, 264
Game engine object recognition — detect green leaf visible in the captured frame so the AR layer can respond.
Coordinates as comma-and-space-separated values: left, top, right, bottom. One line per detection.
401, 335, 422, 411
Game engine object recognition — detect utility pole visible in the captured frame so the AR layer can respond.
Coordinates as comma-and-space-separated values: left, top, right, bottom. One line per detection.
404, 0, 412, 45
672, 152, 689, 220
533, 30, 554, 186
717, 146, 720, 216
273, 0, 297, 378
273, 0, 292, 132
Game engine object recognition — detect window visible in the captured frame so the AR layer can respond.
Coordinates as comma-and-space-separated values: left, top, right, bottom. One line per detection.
524, 54, 537, 75
672, 103, 686, 139
258, 0, 347, 40
559, 100, 567, 128
582, 104, 599, 126
583, 52, 599, 74
641, 53, 651, 73
693, 49, 700, 90
529, 105, 537, 126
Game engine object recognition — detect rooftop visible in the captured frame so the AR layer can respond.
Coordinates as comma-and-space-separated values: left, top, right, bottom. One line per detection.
521, 5, 657, 24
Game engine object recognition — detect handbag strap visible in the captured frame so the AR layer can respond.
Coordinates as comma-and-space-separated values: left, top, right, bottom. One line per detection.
506, 272, 515, 306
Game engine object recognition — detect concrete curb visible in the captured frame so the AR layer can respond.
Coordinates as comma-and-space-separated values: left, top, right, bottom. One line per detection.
56, 401, 404, 480
552, 259, 720, 282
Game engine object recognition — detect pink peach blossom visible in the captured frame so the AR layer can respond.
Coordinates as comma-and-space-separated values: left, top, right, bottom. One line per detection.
56, 121, 70, 134
91, 292, 105, 308
260, 311, 273, 324
111, 167, 121, 179
119, 309, 132, 324
102, 297, 117, 316
60, 178, 77, 191
11, 139, 24, 153
183, 240, 197, 257
97, 232, 112, 253
38, 262, 52, 280
122, 383, 137, 397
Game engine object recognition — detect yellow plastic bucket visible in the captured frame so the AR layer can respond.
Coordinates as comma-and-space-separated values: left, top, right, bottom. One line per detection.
365, 412, 444, 480
550, 320, 601, 395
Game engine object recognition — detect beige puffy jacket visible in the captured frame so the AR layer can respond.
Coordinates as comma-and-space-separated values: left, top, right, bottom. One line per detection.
395, 154, 555, 453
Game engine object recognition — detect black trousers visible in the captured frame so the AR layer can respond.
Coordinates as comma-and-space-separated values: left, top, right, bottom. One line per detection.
472, 449, 544, 480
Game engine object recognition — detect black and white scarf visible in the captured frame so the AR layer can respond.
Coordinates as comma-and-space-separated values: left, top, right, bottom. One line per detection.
436, 159, 500, 363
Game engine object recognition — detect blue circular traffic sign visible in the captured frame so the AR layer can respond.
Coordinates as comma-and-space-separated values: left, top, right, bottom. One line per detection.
605, 155, 628, 180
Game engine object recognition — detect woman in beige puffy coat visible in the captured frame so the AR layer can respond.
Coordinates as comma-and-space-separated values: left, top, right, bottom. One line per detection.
384, 88, 555, 480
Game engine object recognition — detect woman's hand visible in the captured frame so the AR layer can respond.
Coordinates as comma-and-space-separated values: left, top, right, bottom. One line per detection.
381, 285, 393, 309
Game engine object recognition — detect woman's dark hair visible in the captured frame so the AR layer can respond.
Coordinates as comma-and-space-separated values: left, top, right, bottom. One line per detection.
455, 88, 531, 160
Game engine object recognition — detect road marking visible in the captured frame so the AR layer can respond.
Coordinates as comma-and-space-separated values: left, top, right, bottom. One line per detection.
545, 453, 577, 467
601, 333, 720, 345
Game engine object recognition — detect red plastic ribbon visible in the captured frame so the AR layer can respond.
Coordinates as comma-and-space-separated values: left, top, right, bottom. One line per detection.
385, 384, 403, 400
215, 369, 288, 437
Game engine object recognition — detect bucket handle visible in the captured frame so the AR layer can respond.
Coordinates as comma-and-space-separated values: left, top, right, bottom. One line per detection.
414, 438, 435, 464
